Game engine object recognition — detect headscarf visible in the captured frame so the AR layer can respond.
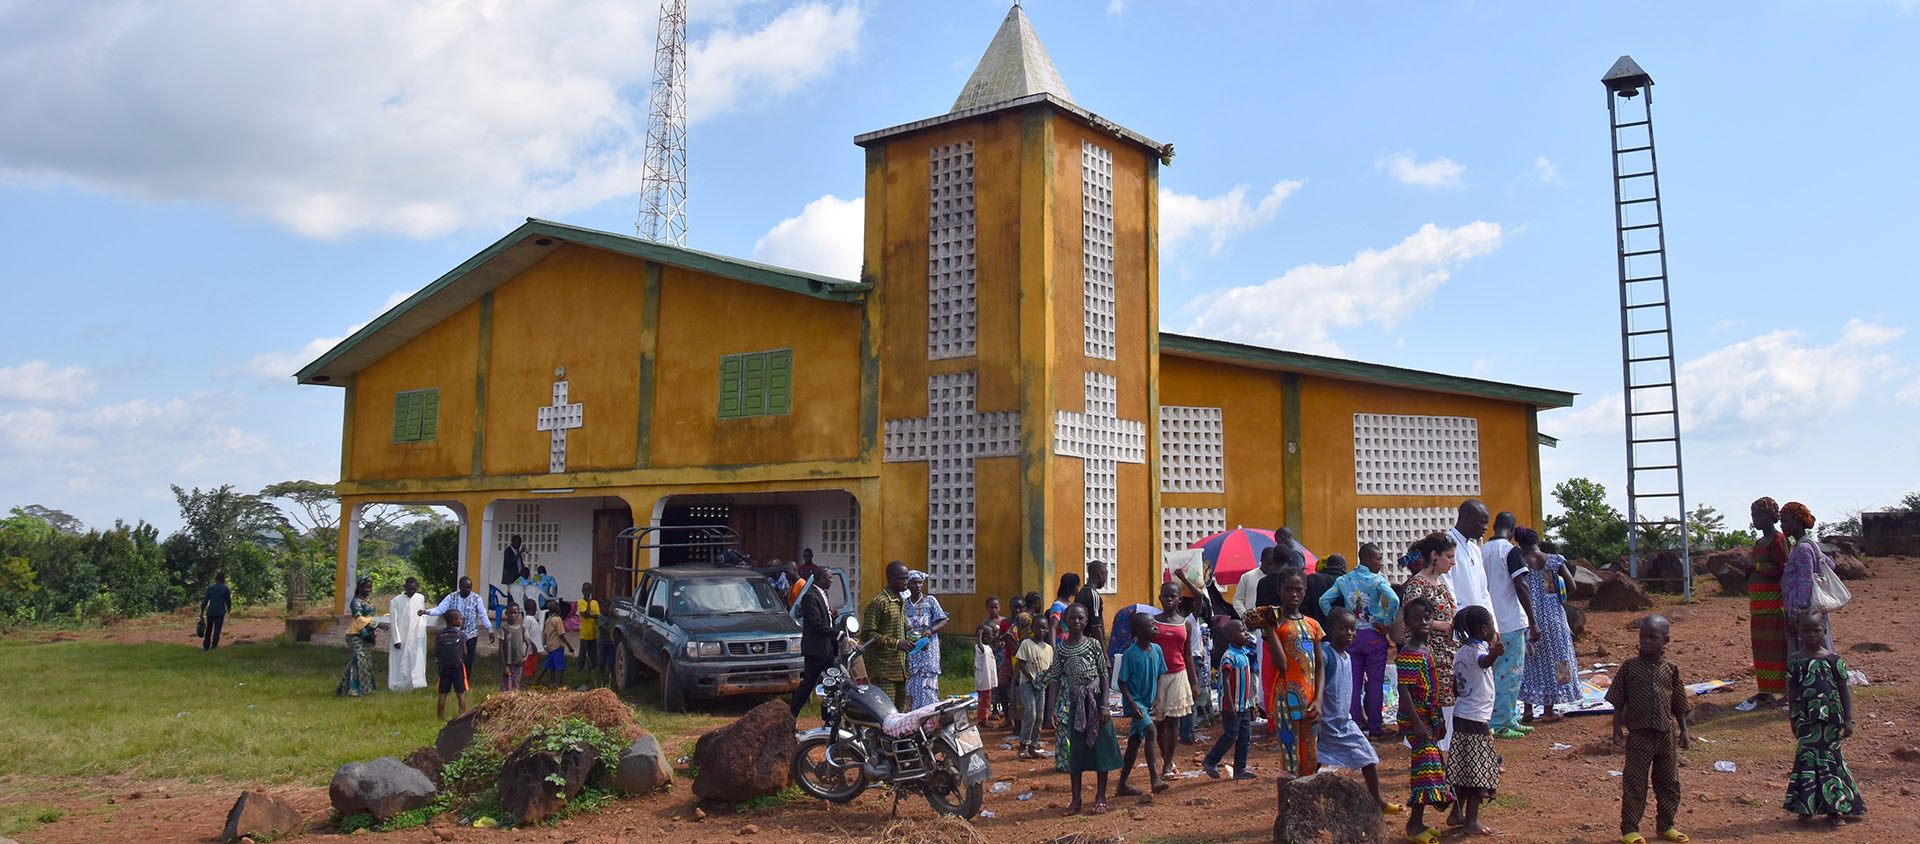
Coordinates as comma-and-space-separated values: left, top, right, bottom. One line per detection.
1751, 496, 1781, 523
906, 570, 928, 583
1513, 526, 1540, 547
1400, 551, 1425, 574
1781, 501, 1815, 530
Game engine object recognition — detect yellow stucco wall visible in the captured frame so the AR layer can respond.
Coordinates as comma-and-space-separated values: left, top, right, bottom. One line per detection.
481, 245, 644, 476
650, 264, 866, 468
345, 300, 481, 481
1296, 374, 1539, 557
1154, 353, 1289, 530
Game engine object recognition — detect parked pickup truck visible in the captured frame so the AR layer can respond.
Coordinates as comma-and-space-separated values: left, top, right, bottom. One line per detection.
607, 565, 851, 711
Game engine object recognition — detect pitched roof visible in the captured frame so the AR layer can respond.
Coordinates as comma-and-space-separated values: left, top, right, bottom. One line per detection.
1158, 332, 1577, 409
951, 5, 1073, 113
1601, 55, 1653, 90
295, 219, 867, 386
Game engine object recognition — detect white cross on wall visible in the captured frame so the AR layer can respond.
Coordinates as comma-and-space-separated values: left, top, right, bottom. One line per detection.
1054, 372, 1146, 591
535, 380, 584, 474
883, 371, 1020, 594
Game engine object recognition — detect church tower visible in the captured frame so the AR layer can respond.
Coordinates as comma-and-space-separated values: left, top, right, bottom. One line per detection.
858, 6, 1168, 609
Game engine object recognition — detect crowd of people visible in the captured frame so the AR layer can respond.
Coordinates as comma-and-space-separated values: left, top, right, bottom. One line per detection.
827, 497, 1865, 839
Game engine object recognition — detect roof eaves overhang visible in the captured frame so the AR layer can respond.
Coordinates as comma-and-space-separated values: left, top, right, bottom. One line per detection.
295, 219, 868, 387
854, 93, 1171, 160
1158, 332, 1577, 409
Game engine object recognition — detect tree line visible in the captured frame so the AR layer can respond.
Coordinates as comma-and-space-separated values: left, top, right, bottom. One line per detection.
1543, 477, 1920, 564
0, 481, 460, 625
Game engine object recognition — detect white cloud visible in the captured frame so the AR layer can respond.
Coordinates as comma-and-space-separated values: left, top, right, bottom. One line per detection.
1532, 156, 1562, 185
687, 2, 864, 122
1380, 151, 1466, 189
1898, 375, 1920, 407
1184, 221, 1504, 355
229, 290, 413, 386
751, 194, 864, 279
1108, 0, 1126, 15
1552, 319, 1909, 452
1159, 180, 1301, 256
0, 1, 865, 239
0, 362, 98, 404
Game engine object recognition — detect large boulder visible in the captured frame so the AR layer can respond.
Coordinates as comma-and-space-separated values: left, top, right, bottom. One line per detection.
1713, 564, 1749, 597
611, 734, 673, 795
1563, 604, 1587, 638
1273, 770, 1386, 844
497, 737, 601, 824
1823, 536, 1863, 557
1568, 562, 1602, 600
435, 709, 479, 762
1590, 572, 1654, 612
328, 757, 436, 822
691, 700, 796, 803
1706, 550, 1750, 578
1830, 553, 1870, 581
222, 791, 305, 842
1642, 551, 1688, 593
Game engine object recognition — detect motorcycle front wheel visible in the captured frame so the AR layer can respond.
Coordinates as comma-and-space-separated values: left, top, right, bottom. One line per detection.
790, 734, 868, 804
921, 740, 984, 819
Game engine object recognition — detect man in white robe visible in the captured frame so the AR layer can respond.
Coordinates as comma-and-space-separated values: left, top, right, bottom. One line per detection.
388, 577, 428, 691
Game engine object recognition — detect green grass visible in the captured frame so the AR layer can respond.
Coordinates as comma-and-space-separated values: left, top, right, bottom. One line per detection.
0, 803, 64, 836
0, 638, 723, 788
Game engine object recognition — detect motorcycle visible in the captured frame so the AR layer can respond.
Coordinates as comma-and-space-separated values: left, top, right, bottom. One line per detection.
790, 615, 990, 818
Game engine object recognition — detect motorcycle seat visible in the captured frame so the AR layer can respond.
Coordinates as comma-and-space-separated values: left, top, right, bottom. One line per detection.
881, 701, 949, 737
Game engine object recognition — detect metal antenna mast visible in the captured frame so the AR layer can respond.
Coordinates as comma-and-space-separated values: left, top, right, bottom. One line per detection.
638, 0, 688, 245
1602, 55, 1692, 600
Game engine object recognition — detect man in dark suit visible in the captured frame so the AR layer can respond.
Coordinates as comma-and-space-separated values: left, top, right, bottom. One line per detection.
790, 568, 839, 717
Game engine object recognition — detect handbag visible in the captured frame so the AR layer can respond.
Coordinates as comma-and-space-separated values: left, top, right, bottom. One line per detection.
1808, 547, 1852, 614
195, 615, 206, 638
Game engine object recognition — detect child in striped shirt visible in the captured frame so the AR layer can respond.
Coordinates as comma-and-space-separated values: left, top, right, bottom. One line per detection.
1201, 619, 1258, 780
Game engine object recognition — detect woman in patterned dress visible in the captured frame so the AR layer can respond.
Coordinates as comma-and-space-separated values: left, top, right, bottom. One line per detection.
1783, 611, 1864, 826
1041, 602, 1123, 808
1397, 596, 1453, 844
336, 577, 379, 697
1400, 534, 1461, 719
1515, 529, 1580, 721
1246, 566, 1323, 777
1780, 501, 1833, 653
1747, 497, 1790, 704
903, 571, 950, 709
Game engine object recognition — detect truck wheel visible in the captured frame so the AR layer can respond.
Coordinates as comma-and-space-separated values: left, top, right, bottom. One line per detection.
614, 639, 639, 690
660, 655, 688, 712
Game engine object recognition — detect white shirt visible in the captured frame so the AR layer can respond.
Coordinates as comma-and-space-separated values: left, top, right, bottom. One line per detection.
1441, 528, 1491, 615
1452, 640, 1496, 722
1232, 568, 1265, 616
1481, 537, 1529, 634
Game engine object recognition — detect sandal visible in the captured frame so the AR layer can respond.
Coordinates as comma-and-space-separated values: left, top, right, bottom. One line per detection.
1658, 829, 1689, 842
1381, 802, 1405, 815
1493, 728, 1528, 739
1406, 829, 1441, 844
1619, 834, 1647, 844
1089, 802, 1108, 815
1113, 784, 1143, 798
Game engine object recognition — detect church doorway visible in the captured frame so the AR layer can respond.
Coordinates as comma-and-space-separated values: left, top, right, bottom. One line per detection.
650, 490, 860, 593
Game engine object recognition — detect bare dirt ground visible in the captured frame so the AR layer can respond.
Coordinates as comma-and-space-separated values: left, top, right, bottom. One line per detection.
10, 558, 1919, 844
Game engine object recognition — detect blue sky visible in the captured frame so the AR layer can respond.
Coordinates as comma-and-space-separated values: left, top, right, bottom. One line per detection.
1, 0, 1915, 535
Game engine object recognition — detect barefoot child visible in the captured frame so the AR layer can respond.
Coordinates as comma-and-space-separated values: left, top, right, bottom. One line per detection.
1783, 611, 1864, 827
1039, 603, 1122, 815
1202, 619, 1258, 780
435, 610, 470, 720
1114, 612, 1168, 802
1607, 614, 1691, 844
1012, 614, 1054, 759
1316, 607, 1401, 815
1448, 605, 1504, 836
499, 604, 533, 691
974, 620, 1000, 728
1397, 598, 1453, 844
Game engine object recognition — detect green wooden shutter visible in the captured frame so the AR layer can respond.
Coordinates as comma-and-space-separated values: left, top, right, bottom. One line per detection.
767, 349, 792, 415
392, 392, 418, 442
418, 390, 439, 440
742, 353, 768, 416
718, 355, 744, 418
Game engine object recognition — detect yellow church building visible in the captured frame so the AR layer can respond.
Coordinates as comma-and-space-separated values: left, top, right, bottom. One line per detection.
300, 8, 1573, 628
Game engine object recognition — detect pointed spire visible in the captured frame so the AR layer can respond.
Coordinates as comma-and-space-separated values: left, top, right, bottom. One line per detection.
1601, 55, 1653, 91
951, 5, 1073, 113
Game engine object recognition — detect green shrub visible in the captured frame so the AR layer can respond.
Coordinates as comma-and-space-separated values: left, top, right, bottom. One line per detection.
443, 745, 504, 794
333, 812, 376, 834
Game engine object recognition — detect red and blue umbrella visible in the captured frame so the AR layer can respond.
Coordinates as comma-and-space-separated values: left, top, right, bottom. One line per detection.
1191, 527, 1318, 585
